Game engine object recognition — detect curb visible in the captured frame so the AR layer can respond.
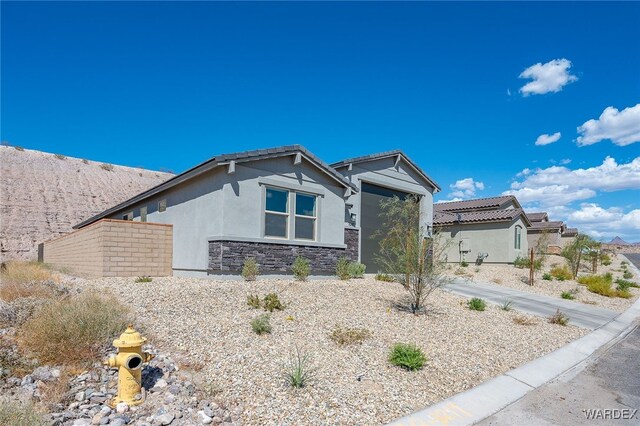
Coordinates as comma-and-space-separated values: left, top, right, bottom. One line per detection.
387, 259, 640, 426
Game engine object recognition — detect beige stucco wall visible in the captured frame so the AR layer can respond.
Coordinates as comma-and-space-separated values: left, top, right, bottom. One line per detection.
43, 219, 172, 277
438, 217, 529, 264
527, 229, 563, 254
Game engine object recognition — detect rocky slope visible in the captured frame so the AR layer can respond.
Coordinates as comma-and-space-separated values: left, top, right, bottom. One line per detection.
0, 146, 173, 261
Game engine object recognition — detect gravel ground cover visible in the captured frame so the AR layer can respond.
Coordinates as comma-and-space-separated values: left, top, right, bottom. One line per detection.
444, 254, 639, 312
72, 276, 588, 426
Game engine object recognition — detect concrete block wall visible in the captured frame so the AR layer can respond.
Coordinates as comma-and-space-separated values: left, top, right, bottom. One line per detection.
43, 219, 172, 277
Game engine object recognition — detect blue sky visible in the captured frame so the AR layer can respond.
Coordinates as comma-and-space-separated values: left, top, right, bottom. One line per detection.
2, 2, 639, 241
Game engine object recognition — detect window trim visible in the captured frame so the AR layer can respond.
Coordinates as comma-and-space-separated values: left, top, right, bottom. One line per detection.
264, 187, 290, 239
263, 186, 318, 242
293, 192, 317, 241
515, 225, 522, 250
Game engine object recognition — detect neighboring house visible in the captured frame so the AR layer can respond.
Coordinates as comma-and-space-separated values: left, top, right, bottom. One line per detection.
526, 211, 578, 254
331, 150, 441, 273
434, 196, 531, 264
71, 145, 440, 277
560, 227, 578, 248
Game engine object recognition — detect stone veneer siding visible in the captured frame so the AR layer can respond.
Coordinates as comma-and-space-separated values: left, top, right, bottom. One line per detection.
42, 219, 173, 277
208, 227, 360, 275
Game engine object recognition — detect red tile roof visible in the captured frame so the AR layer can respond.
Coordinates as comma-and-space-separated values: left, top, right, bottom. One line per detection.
434, 208, 530, 226
435, 195, 520, 212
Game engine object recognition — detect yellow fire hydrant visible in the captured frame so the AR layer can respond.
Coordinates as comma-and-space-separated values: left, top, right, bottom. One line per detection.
104, 325, 154, 407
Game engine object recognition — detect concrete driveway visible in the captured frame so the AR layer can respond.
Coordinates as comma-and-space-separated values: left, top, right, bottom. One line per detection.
445, 278, 618, 330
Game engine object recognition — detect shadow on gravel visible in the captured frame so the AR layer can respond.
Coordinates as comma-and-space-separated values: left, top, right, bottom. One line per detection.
141, 365, 164, 389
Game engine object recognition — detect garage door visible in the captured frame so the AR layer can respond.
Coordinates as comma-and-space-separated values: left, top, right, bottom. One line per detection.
360, 182, 411, 273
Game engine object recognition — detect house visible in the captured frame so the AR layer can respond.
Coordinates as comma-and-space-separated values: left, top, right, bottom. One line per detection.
57, 145, 439, 277
434, 196, 531, 264
526, 211, 578, 254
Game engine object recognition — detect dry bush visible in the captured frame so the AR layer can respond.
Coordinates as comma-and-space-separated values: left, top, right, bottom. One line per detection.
0, 334, 37, 377
20, 291, 132, 366
0, 261, 58, 301
0, 401, 45, 426
37, 369, 71, 409
548, 309, 569, 326
513, 315, 537, 326
329, 326, 371, 345
99, 163, 114, 171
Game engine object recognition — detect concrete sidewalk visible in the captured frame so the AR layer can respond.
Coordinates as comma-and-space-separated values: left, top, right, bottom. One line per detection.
445, 278, 618, 330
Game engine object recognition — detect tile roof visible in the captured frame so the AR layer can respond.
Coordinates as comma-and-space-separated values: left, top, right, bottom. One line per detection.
563, 228, 579, 237
526, 212, 548, 222
529, 221, 565, 231
434, 195, 520, 212
434, 208, 530, 226
330, 150, 441, 191
75, 145, 357, 229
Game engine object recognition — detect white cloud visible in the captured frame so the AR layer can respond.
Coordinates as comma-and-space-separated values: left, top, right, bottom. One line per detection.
576, 104, 640, 146
535, 132, 561, 146
519, 58, 578, 96
565, 203, 640, 242
504, 156, 640, 206
448, 178, 485, 199
560, 159, 571, 165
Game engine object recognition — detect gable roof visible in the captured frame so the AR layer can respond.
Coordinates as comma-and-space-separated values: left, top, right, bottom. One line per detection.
434, 195, 521, 212
563, 228, 578, 237
529, 220, 565, 232
330, 150, 441, 192
434, 207, 531, 227
74, 145, 357, 229
526, 212, 549, 222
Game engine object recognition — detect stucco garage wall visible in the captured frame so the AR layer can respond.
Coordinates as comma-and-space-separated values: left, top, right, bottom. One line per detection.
43, 219, 172, 277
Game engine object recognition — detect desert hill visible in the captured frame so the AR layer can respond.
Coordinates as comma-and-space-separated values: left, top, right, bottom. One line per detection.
0, 146, 173, 261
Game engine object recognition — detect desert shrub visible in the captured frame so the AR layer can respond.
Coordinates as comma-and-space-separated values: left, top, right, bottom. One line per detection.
550, 265, 572, 281
0, 261, 58, 301
14, 146, 24, 151
134, 276, 152, 283
600, 253, 611, 265
602, 260, 612, 266
561, 291, 575, 300
578, 274, 617, 297
542, 272, 553, 281
263, 293, 284, 312
548, 309, 569, 326
283, 347, 314, 388
454, 268, 466, 276
99, 163, 114, 171
513, 256, 543, 271
54, 153, 66, 160
20, 291, 131, 366
500, 300, 513, 311
562, 235, 600, 279
623, 271, 633, 279
82, 159, 89, 164
336, 257, 351, 280
0, 401, 45, 426
621, 261, 628, 265
246, 294, 261, 309
375, 273, 394, 282
329, 326, 371, 345
617, 290, 632, 299
615, 278, 639, 290
0, 336, 37, 377
347, 262, 366, 278
467, 297, 486, 311
460, 261, 469, 267
291, 256, 310, 281
241, 258, 259, 281
250, 314, 272, 335
389, 343, 426, 371
513, 315, 536, 326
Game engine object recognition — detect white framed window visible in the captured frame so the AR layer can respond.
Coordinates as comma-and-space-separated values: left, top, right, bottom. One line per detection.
158, 199, 167, 213
294, 192, 316, 240
264, 187, 289, 238
140, 206, 148, 222
515, 225, 522, 250
123, 211, 133, 221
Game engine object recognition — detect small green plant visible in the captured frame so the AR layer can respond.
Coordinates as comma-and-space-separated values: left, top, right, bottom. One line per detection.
100, 163, 114, 171
602, 260, 612, 266
82, 159, 89, 164
283, 347, 314, 388
291, 256, 310, 281
336, 257, 351, 280
0, 401, 45, 426
500, 300, 513, 311
54, 153, 66, 160
467, 297, 486, 311
578, 273, 618, 297
623, 271, 633, 279
460, 261, 469, 267
389, 343, 427, 371
615, 278, 639, 290
514, 256, 543, 270
542, 272, 553, 281
548, 309, 569, 326
241, 257, 259, 281
550, 265, 572, 281
561, 291, 575, 300
251, 314, 272, 335
375, 273, 394, 282
329, 326, 371, 345
600, 253, 611, 265
134, 276, 152, 283
247, 294, 261, 309
263, 293, 285, 312
621, 261, 628, 265
347, 262, 366, 278
14, 146, 24, 151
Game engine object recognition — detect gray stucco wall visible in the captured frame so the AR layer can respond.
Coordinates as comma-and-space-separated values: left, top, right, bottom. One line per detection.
106, 155, 348, 275
527, 229, 562, 252
439, 217, 529, 264
336, 156, 436, 263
